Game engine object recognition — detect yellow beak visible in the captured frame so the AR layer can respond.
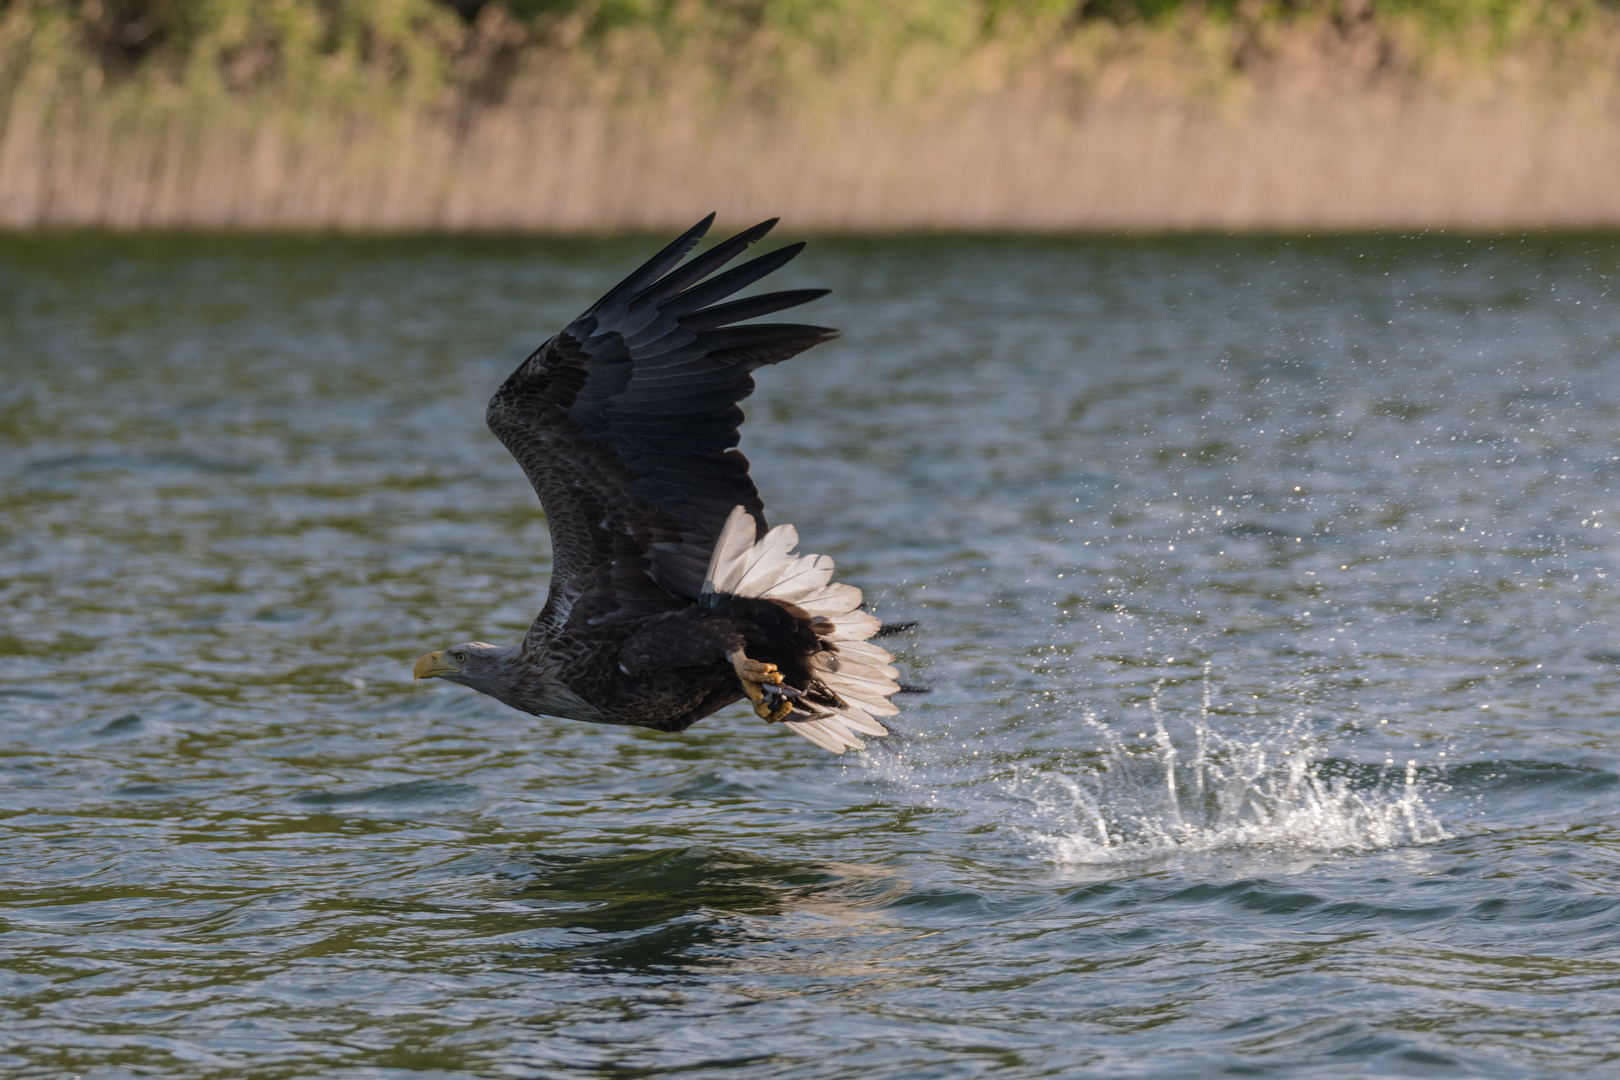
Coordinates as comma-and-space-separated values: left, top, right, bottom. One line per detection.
413, 651, 461, 682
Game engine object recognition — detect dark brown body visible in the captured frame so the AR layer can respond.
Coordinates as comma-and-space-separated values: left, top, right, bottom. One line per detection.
608, 594, 824, 731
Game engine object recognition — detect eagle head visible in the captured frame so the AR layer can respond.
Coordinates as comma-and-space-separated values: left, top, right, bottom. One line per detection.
413, 642, 506, 691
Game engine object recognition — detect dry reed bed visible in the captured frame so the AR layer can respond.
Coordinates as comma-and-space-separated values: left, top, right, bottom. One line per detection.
5, 20, 1620, 231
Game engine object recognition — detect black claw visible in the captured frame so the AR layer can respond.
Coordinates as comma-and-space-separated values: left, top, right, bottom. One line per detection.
763, 683, 805, 702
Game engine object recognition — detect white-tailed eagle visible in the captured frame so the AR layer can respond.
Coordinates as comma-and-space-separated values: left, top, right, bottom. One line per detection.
412, 216, 906, 752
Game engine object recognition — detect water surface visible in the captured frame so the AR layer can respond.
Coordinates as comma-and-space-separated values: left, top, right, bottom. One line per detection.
4, 230, 1620, 1077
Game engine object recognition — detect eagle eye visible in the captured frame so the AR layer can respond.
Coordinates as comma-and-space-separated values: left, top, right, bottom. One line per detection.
453, 651, 467, 663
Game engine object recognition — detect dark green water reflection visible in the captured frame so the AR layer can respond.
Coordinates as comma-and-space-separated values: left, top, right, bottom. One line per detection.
3, 231, 1620, 1078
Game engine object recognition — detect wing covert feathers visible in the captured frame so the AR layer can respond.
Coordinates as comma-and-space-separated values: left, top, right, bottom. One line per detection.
705, 505, 901, 754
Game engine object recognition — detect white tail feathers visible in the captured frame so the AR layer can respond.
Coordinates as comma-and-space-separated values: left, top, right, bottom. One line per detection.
704, 505, 902, 754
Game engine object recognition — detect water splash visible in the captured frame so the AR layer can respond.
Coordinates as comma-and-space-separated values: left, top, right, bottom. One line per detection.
1015, 666, 1449, 864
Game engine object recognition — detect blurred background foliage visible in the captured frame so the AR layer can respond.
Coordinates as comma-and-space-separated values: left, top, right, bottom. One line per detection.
3, 0, 1616, 104
4, 0, 1619, 233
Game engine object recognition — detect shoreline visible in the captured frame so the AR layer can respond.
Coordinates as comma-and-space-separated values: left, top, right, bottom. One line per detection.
5, 2, 1620, 232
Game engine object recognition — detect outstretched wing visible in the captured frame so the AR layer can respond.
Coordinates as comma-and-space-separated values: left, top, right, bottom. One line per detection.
486, 216, 836, 634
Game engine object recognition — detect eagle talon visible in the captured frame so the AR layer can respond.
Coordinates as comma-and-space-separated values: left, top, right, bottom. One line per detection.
758, 682, 802, 722
730, 648, 800, 722
763, 682, 804, 702
740, 659, 782, 684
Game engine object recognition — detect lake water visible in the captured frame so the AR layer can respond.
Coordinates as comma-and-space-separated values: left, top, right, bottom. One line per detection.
4, 230, 1620, 1078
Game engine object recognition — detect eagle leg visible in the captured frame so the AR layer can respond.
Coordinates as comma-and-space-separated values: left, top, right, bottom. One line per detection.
728, 648, 798, 723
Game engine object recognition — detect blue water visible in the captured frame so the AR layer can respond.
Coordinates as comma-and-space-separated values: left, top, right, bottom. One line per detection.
3, 231, 1620, 1077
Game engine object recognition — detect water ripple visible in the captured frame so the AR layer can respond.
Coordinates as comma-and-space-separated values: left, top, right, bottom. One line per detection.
4, 232, 1620, 1077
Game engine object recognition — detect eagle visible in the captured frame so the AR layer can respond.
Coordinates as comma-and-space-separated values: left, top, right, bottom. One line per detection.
411, 216, 904, 752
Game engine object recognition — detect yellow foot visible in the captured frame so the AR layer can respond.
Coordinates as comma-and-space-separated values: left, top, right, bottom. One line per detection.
728, 649, 797, 723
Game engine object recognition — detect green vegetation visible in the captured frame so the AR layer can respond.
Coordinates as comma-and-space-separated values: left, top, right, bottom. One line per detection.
4, 0, 1617, 105
4, 0, 1618, 230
